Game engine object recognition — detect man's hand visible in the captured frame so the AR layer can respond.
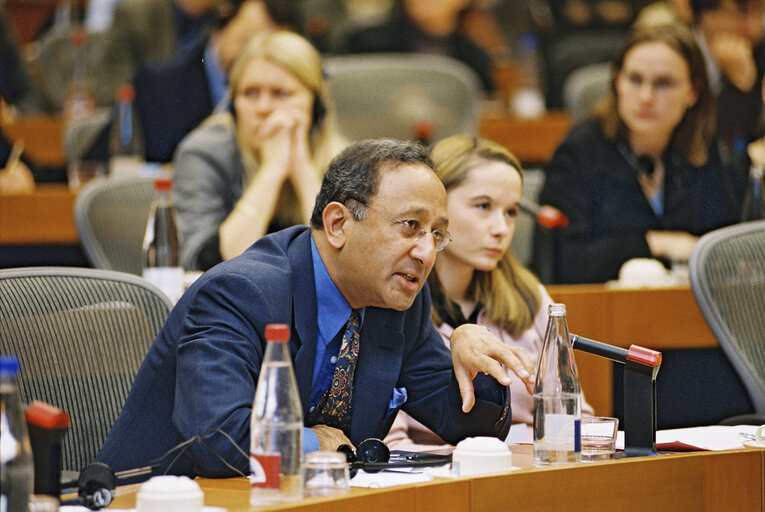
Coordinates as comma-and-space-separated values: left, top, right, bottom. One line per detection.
450, 324, 536, 413
309, 424, 353, 451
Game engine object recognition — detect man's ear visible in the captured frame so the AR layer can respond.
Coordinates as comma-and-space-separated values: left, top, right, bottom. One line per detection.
322, 202, 352, 249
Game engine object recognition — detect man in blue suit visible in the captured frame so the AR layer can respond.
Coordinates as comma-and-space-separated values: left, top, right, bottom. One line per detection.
97, 138, 535, 479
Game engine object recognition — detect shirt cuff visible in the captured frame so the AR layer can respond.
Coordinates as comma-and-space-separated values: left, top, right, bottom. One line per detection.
473, 372, 508, 405
303, 426, 320, 454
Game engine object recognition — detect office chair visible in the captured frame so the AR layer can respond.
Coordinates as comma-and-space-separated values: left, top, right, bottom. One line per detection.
0, 267, 172, 472
690, 220, 765, 423
562, 62, 612, 121
75, 176, 155, 275
511, 168, 546, 267
324, 53, 482, 143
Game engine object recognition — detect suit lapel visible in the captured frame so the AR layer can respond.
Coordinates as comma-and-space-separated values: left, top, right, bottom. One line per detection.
288, 230, 318, 412
350, 308, 405, 442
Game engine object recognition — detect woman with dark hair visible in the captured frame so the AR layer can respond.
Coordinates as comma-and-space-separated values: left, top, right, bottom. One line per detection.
538, 22, 740, 284
384, 135, 592, 450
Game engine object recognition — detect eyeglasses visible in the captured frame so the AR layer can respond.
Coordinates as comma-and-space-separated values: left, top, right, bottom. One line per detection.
359, 202, 452, 251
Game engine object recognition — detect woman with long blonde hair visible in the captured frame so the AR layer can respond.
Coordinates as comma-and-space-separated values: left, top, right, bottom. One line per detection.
173, 30, 346, 270
385, 135, 591, 450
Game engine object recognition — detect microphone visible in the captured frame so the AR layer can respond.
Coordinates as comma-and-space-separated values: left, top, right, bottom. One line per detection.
520, 198, 569, 229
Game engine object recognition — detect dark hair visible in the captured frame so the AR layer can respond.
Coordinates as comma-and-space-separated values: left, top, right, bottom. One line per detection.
690, 0, 755, 15
591, 23, 715, 167
210, 0, 301, 30
310, 138, 435, 228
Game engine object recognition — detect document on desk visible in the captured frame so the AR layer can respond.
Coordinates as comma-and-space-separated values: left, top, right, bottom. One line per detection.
350, 467, 436, 488
615, 425, 760, 451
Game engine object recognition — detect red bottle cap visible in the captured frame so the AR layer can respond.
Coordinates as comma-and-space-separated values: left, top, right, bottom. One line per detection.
265, 324, 290, 343
25, 400, 71, 430
154, 177, 172, 192
70, 27, 87, 48
115, 84, 136, 103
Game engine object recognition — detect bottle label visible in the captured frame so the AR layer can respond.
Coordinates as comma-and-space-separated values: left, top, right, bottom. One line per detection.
249, 453, 281, 490
544, 413, 577, 451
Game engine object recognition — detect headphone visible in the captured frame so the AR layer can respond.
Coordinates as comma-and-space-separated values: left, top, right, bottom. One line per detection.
337, 438, 452, 478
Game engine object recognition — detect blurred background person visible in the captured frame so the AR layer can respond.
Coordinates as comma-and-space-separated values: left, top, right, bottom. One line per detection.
690, 0, 765, 172
385, 135, 592, 451
93, 0, 220, 105
173, 30, 346, 271
341, 0, 496, 92
78, 0, 299, 164
537, 23, 740, 284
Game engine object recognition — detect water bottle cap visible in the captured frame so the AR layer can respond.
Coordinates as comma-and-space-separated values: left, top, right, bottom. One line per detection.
154, 177, 173, 192
115, 84, 136, 103
265, 323, 290, 342
548, 303, 566, 316
519, 30, 539, 50
71, 27, 87, 47
0, 355, 20, 377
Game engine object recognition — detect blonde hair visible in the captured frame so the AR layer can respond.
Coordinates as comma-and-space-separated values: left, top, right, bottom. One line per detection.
216, 30, 343, 225
429, 135, 542, 336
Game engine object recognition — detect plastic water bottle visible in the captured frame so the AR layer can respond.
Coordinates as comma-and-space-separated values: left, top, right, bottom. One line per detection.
109, 83, 145, 177
62, 27, 97, 121
533, 303, 582, 465
740, 164, 765, 221
511, 30, 546, 119
142, 177, 184, 303
250, 324, 303, 507
0, 356, 34, 512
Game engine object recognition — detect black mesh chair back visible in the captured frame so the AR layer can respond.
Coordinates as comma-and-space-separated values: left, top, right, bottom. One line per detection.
690, 220, 765, 413
74, 176, 156, 275
324, 53, 481, 143
0, 267, 171, 472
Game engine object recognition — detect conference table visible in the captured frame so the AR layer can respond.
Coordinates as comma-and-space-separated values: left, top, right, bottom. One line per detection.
107, 444, 764, 511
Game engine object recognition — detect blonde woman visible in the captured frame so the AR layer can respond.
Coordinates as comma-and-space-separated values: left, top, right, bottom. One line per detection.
385, 135, 592, 450
173, 31, 346, 270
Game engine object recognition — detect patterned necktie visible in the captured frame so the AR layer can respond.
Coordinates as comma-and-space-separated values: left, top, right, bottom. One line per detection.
306, 310, 361, 436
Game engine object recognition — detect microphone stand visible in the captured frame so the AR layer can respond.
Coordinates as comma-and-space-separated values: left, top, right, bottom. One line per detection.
570, 334, 662, 457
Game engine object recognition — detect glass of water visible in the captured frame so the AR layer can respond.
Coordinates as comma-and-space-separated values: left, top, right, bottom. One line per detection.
581, 416, 619, 461
303, 451, 350, 496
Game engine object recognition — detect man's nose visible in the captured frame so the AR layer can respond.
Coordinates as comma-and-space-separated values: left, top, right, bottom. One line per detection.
410, 233, 437, 268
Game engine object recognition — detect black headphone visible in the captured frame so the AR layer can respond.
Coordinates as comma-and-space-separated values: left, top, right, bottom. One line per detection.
337, 438, 452, 478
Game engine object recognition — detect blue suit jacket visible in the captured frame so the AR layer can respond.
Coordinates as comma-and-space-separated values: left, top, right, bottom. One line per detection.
97, 226, 510, 478
84, 36, 214, 163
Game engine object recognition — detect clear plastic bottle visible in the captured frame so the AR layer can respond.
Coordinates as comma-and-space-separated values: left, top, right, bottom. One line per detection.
740, 164, 765, 222
250, 324, 303, 507
511, 30, 546, 119
533, 303, 582, 465
0, 356, 34, 512
142, 177, 184, 303
62, 27, 97, 121
108, 83, 145, 177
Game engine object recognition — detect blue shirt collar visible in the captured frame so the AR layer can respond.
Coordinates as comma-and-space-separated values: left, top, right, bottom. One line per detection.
311, 235, 357, 343
203, 38, 227, 108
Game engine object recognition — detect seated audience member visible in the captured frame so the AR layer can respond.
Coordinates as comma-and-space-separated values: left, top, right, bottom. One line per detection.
537, 23, 740, 284
1, 10, 46, 112
635, 0, 694, 26
385, 135, 592, 450
96, 138, 536, 479
94, 0, 220, 105
81, 0, 299, 163
173, 30, 346, 271
690, 0, 765, 167
341, 0, 495, 91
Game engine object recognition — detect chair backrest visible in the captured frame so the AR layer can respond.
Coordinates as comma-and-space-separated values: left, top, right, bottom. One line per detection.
689, 220, 765, 413
36, 28, 108, 110
324, 53, 482, 143
0, 267, 172, 471
562, 62, 612, 121
75, 176, 156, 275
511, 168, 545, 267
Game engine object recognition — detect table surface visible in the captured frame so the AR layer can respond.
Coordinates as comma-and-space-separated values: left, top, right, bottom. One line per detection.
108, 445, 764, 512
